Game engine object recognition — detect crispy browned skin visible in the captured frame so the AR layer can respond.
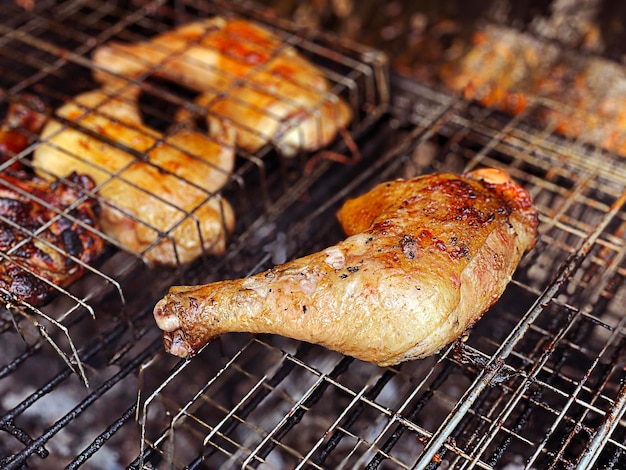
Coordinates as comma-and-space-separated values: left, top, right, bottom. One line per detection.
0, 96, 48, 171
154, 168, 537, 366
33, 89, 235, 265
92, 17, 352, 156
0, 171, 104, 305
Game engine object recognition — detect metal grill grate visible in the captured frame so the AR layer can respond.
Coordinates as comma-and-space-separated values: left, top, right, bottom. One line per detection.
0, 0, 386, 376
0, 0, 387, 467
137, 76, 626, 468
1, 1, 626, 469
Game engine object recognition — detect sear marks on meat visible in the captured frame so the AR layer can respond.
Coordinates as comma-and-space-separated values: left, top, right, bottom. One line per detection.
0, 171, 104, 306
153, 168, 538, 366
0, 97, 104, 306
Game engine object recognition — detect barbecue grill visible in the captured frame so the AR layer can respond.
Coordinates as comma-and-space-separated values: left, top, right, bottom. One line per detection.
1, 0, 626, 468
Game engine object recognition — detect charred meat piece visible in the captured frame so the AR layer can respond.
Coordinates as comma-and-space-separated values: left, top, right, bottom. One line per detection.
1, 97, 104, 306
0, 171, 104, 306
154, 168, 538, 366
92, 17, 352, 156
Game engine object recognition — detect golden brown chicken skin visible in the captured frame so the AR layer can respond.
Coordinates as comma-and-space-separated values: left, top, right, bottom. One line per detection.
33, 89, 236, 265
92, 17, 352, 156
153, 168, 538, 366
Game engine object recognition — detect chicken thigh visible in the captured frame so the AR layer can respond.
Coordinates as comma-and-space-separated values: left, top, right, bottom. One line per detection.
154, 168, 537, 366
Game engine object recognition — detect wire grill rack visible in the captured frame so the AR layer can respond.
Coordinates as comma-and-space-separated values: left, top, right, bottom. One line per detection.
1, 1, 626, 469
0, 0, 387, 387
137, 76, 626, 468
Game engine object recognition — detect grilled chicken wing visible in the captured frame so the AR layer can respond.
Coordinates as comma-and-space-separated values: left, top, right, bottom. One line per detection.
154, 168, 538, 366
92, 17, 352, 156
33, 89, 236, 265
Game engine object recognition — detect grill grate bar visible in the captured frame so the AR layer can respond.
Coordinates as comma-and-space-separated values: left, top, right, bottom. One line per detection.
4, 1, 626, 468
241, 357, 353, 468
473, 334, 585, 468
2, 335, 161, 470
463, 235, 626, 468
445, 379, 518, 469
0, 294, 156, 468
366, 360, 457, 469
525, 276, 626, 467
576, 383, 626, 469
66, 402, 137, 470
310, 369, 396, 467
566, 339, 626, 469
199, 362, 291, 468
1, 419, 48, 461
0, 342, 41, 381
137, 342, 311, 468
181, 354, 354, 468
0, 353, 77, 435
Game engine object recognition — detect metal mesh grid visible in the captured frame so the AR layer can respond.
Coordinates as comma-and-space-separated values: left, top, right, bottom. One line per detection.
137, 76, 626, 469
0, 0, 387, 385
0, 0, 387, 467
1, 1, 626, 469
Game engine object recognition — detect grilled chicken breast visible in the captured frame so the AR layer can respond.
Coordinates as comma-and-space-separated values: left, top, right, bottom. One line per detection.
154, 168, 538, 366
33, 89, 235, 265
92, 17, 352, 156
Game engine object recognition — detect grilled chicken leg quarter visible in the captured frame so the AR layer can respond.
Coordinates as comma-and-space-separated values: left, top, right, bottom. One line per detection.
154, 169, 538, 366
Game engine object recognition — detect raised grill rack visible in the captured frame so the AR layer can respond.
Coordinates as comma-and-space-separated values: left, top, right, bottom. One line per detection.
1, 1, 626, 469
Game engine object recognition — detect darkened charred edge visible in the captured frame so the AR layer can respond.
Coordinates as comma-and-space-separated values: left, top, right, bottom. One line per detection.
0, 234, 102, 307
471, 174, 540, 252
469, 171, 538, 221
162, 326, 216, 359
1, 266, 58, 306
0, 170, 105, 306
